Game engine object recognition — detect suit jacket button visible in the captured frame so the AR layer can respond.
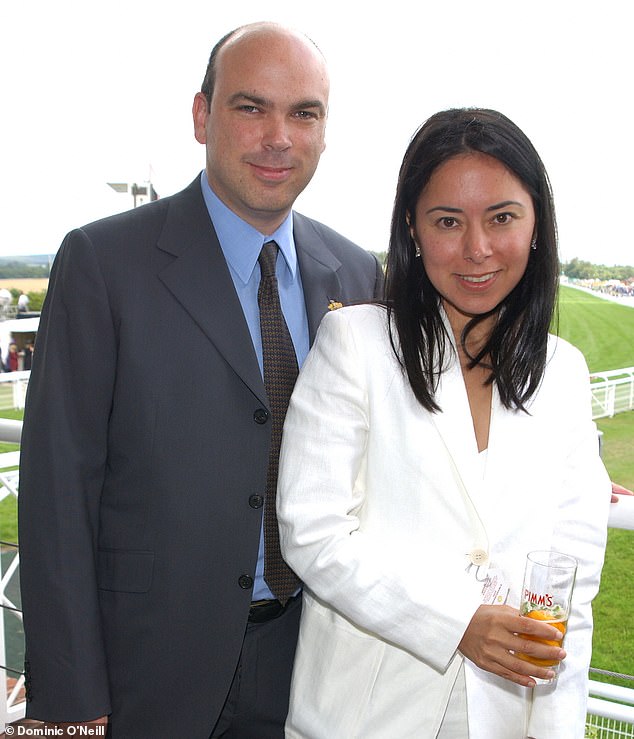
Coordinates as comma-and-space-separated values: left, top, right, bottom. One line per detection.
469, 548, 489, 566
249, 495, 264, 509
253, 408, 269, 424
238, 574, 254, 590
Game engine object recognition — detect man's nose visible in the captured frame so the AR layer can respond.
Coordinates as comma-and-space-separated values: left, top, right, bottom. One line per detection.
262, 114, 292, 151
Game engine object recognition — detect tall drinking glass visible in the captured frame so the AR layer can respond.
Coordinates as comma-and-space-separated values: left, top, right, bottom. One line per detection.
517, 550, 577, 684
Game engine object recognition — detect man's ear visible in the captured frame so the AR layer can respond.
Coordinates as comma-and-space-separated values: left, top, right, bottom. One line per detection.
192, 92, 209, 145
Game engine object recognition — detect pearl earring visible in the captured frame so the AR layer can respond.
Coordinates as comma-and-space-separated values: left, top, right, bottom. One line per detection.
530, 238, 537, 251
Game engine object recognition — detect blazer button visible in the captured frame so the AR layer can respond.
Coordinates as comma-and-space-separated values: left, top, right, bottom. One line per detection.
238, 574, 254, 590
253, 408, 269, 424
469, 548, 489, 566
249, 494, 264, 509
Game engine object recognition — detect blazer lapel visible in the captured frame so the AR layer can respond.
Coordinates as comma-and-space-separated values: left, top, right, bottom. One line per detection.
293, 214, 343, 345
156, 179, 266, 404
432, 357, 481, 478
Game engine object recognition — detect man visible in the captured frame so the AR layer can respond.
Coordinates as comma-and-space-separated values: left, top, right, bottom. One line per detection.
18, 22, 383, 738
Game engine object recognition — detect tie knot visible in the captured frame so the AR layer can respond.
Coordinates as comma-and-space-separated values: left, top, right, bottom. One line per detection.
259, 241, 279, 279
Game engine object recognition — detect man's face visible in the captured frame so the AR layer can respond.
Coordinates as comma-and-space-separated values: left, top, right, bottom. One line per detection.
193, 28, 329, 235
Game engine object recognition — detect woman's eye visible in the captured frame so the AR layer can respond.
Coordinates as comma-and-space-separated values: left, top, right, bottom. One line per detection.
494, 213, 512, 224
440, 217, 457, 228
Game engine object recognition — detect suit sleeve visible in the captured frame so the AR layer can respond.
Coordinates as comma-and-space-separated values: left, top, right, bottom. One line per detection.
19, 228, 116, 721
528, 345, 610, 738
371, 253, 385, 300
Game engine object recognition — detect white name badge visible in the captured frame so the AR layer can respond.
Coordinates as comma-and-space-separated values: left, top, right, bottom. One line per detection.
466, 562, 511, 606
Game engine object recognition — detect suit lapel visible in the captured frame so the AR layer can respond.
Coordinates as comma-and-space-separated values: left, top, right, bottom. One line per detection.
428, 326, 491, 513
155, 194, 347, 398
293, 213, 343, 345
156, 179, 266, 404
433, 358, 480, 469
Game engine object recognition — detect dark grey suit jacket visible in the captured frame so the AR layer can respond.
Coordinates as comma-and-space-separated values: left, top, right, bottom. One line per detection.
18, 177, 383, 737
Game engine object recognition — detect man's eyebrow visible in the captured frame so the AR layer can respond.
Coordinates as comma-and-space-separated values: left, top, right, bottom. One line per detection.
292, 99, 327, 115
227, 92, 270, 108
227, 92, 326, 116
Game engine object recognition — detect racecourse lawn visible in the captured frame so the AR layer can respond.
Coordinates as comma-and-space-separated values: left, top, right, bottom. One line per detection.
557, 285, 634, 688
1, 284, 632, 686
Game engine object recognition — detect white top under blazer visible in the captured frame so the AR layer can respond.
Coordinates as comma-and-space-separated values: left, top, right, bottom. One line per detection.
277, 304, 610, 739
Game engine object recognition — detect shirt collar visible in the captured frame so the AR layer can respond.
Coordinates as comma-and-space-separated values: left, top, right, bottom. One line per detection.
199, 171, 297, 285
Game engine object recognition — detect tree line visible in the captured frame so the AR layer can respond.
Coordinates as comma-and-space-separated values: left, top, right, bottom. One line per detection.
0, 261, 50, 279
560, 258, 634, 281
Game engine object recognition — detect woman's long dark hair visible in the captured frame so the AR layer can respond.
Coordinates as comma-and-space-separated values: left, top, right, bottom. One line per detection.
385, 108, 559, 412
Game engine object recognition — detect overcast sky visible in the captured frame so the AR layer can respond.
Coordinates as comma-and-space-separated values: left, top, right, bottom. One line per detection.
2, 0, 631, 266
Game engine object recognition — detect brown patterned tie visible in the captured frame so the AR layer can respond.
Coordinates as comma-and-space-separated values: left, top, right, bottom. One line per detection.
258, 241, 301, 604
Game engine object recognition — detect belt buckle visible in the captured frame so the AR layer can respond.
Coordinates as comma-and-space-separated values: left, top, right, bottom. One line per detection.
248, 598, 284, 623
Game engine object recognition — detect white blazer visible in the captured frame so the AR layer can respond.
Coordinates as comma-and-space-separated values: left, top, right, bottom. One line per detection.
277, 304, 610, 739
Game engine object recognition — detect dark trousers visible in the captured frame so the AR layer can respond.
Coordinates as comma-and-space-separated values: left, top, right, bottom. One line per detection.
210, 594, 302, 738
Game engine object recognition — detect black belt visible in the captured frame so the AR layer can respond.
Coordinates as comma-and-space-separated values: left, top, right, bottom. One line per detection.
248, 593, 300, 623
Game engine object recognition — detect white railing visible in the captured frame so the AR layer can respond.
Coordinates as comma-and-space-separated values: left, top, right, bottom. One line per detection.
0, 372, 30, 412
608, 495, 634, 531
0, 419, 23, 445
587, 678, 634, 737
591, 368, 634, 420
0, 448, 22, 731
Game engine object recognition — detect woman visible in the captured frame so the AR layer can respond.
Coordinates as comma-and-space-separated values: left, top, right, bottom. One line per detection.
277, 108, 610, 738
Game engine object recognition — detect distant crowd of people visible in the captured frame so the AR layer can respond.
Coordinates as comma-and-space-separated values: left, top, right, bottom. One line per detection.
1, 340, 33, 372
569, 278, 634, 300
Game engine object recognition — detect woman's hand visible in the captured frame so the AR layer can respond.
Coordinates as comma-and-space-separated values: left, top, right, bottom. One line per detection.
458, 605, 565, 687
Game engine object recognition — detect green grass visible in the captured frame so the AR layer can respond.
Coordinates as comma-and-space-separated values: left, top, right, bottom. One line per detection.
0, 407, 27, 422
0, 406, 22, 545
557, 285, 634, 372
589, 412, 634, 686
0, 435, 20, 545
556, 286, 634, 688
0, 494, 18, 544
592, 525, 634, 684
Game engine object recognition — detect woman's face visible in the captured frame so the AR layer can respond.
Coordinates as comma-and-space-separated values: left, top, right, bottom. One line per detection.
412, 152, 535, 333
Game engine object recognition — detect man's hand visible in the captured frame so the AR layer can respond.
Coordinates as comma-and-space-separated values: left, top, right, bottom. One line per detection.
458, 605, 565, 687
611, 481, 634, 503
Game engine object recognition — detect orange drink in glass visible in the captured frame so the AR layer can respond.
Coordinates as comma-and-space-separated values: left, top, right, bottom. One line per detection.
518, 551, 577, 683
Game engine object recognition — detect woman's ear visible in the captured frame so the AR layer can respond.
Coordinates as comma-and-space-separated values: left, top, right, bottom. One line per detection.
406, 211, 421, 258
406, 211, 416, 243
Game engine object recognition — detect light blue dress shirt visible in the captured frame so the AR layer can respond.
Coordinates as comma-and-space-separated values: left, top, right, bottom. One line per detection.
200, 172, 309, 600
